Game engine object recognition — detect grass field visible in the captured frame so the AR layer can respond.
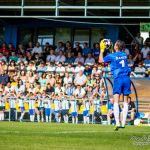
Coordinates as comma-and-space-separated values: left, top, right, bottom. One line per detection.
0, 122, 150, 150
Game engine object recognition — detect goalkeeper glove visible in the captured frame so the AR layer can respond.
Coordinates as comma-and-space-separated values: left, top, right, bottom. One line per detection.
100, 39, 106, 53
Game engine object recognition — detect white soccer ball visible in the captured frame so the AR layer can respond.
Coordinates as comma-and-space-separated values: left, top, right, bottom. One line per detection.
103, 39, 112, 49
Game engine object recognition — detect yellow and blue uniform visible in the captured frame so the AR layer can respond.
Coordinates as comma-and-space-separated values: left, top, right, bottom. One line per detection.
104, 51, 131, 95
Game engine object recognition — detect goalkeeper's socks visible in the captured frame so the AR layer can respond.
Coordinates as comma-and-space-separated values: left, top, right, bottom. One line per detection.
122, 102, 128, 127
114, 102, 120, 127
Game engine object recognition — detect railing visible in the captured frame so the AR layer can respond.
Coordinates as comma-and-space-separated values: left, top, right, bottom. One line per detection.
0, 0, 149, 18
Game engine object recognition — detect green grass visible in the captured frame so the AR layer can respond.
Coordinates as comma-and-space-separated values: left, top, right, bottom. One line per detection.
0, 122, 150, 150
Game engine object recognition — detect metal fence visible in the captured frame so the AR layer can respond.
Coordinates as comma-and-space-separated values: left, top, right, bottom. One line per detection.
1, 97, 108, 124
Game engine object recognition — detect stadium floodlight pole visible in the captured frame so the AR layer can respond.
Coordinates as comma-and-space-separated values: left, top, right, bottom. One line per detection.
21, 0, 24, 16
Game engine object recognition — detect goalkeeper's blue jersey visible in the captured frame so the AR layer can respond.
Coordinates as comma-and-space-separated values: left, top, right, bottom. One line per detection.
103, 51, 131, 78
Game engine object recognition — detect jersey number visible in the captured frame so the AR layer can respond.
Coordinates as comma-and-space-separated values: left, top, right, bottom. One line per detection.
119, 60, 125, 67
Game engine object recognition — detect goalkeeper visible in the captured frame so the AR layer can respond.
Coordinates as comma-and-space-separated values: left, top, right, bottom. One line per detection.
99, 40, 131, 131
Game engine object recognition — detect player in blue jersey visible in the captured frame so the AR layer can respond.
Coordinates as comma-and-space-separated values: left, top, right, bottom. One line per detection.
99, 40, 131, 131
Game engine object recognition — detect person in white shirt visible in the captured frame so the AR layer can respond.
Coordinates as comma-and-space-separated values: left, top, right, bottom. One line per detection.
74, 52, 84, 64
46, 49, 56, 62
141, 44, 150, 59
44, 95, 51, 122
55, 62, 65, 76
46, 62, 56, 72
73, 85, 86, 99
55, 50, 66, 63
18, 92, 26, 122
66, 63, 75, 73
55, 83, 64, 95
74, 70, 87, 87
70, 96, 78, 124
61, 95, 69, 123
32, 42, 43, 54
82, 97, 90, 124
132, 62, 146, 77
84, 53, 95, 65
63, 72, 73, 86
0, 52, 7, 62
53, 94, 61, 123
74, 62, 85, 73
27, 93, 36, 122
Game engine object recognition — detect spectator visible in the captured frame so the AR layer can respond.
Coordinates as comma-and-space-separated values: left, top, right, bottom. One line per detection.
18, 44, 25, 54
46, 49, 56, 62
17, 54, 26, 63
65, 82, 74, 96
0, 42, 9, 55
65, 52, 75, 64
73, 42, 82, 56
144, 53, 150, 69
135, 32, 144, 47
84, 65, 92, 76
46, 62, 56, 72
26, 62, 36, 72
27, 72, 35, 84
38, 73, 48, 88
8, 43, 15, 53
84, 53, 95, 65
55, 62, 65, 76
141, 43, 150, 60
55, 41, 65, 53
47, 74, 56, 87
65, 41, 72, 53
37, 62, 47, 73
74, 62, 85, 73
82, 42, 92, 57
74, 52, 84, 65
26, 41, 33, 53
74, 69, 87, 86
127, 97, 136, 125
0, 70, 9, 85
92, 43, 100, 60
66, 63, 75, 73
73, 84, 86, 99
132, 62, 146, 77
133, 52, 143, 66
128, 55, 134, 68
145, 32, 150, 47
0, 52, 7, 62
16, 79, 25, 93
44, 42, 50, 56
63, 72, 73, 86
32, 42, 43, 54
55, 50, 66, 63
9, 52, 18, 62
45, 83, 54, 95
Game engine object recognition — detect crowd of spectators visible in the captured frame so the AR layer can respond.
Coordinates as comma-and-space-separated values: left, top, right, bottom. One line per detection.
0, 34, 149, 96
0, 32, 149, 123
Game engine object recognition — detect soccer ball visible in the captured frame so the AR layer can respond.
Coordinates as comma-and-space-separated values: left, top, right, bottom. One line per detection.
103, 39, 112, 49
